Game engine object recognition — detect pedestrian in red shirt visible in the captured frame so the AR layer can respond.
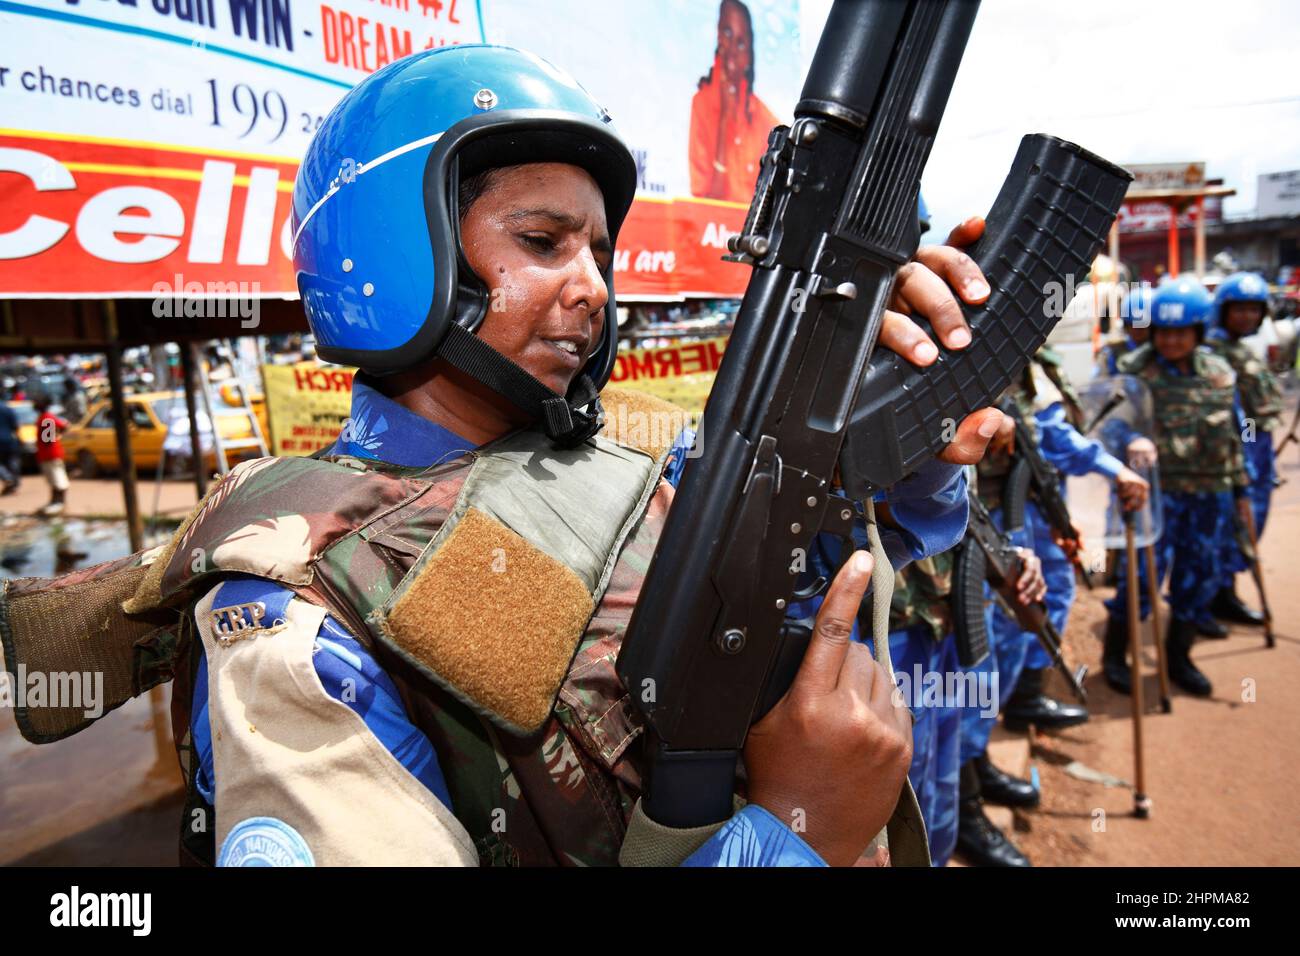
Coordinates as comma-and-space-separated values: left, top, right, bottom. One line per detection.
34, 396, 69, 516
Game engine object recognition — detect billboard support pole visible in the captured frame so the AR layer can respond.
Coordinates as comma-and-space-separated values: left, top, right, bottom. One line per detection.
180, 342, 207, 499
103, 302, 143, 553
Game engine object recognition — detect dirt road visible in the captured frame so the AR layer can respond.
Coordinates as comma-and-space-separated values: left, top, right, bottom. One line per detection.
1014, 427, 1300, 866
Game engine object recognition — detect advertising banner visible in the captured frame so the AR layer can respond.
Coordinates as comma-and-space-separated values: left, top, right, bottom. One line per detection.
607, 334, 726, 416
262, 333, 726, 457
262, 360, 354, 455
0, 0, 802, 299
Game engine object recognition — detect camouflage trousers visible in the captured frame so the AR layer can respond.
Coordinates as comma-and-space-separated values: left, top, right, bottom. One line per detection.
1105, 490, 1233, 624
888, 625, 962, 867
1219, 433, 1274, 585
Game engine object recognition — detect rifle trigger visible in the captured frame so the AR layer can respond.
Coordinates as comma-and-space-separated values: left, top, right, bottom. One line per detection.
791, 576, 829, 601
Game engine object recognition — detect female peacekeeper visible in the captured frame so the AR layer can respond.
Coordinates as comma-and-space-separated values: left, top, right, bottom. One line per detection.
172, 46, 1010, 868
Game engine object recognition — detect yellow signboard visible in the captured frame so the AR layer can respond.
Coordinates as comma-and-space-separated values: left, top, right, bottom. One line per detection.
608, 336, 727, 416
262, 363, 356, 457
263, 337, 726, 456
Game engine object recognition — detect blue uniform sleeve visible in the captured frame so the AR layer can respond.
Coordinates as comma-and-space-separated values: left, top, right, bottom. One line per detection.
680, 804, 827, 867
874, 458, 968, 570
190, 576, 453, 811
662, 428, 696, 489
1035, 402, 1124, 479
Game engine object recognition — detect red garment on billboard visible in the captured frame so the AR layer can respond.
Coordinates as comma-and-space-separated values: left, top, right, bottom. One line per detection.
689, 72, 779, 204
35, 412, 68, 463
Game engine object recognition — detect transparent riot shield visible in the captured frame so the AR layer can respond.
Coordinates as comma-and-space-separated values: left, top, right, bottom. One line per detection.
1066, 374, 1163, 577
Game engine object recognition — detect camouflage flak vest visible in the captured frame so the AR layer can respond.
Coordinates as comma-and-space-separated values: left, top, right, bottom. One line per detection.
1118, 345, 1246, 496
889, 550, 956, 641
1207, 336, 1284, 434
1, 389, 686, 866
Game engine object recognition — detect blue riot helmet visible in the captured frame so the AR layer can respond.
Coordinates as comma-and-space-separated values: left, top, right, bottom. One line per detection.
292, 46, 637, 446
917, 193, 931, 236
1213, 271, 1270, 334
1149, 276, 1214, 334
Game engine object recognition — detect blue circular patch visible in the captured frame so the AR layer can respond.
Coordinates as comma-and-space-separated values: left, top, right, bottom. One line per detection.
218, 817, 316, 867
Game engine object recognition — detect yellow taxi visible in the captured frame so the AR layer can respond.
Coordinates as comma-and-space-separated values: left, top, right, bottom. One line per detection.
63, 390, 269, 477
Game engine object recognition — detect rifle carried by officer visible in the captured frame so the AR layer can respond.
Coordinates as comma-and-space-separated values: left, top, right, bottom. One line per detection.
953, 492, 1088, 701
617, 0, 1130, 828
1275, 402, 1300, 463
1001, 400, 1096, 589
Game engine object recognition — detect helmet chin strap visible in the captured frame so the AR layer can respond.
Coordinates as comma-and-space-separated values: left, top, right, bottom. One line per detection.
436, 322, 605, 448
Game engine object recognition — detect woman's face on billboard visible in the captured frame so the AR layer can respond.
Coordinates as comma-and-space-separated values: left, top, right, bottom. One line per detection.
717, 2, 752, 84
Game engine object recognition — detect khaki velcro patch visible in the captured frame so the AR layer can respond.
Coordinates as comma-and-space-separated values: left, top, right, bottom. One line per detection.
600, 387, 690, 462
384, 507, 595, 734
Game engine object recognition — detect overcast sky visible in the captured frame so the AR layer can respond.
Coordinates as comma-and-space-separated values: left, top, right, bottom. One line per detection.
799, 0, 1300, 238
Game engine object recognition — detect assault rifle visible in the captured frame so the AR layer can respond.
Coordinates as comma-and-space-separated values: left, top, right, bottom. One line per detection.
1001, 400, 1095, 589
617, 0, 1129, 828
955, 492, 1088, 701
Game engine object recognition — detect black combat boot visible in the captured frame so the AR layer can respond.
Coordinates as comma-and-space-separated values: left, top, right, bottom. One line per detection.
1209, 585, 1265, 626
1002, 667, 1089, 732
1102, 615, 1132, 695
974, 751, 1039, 808
1194, 613, 1229, 639
956, 760, 1031, 867
1167, 617, 1212, 697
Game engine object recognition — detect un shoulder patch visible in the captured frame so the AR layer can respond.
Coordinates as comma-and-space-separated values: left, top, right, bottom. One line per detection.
218, 817, 315, 867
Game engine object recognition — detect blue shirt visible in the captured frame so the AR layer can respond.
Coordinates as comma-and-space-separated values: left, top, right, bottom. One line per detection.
1034, 402, 1125, 480
196, 378, 966, 866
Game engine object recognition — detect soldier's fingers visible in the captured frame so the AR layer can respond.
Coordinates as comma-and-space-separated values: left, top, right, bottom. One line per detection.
793, 551, 873, 695
838, 640, 878, 700
894, 257, 974, 350
879, 308, 940, 366
868, 657, 903, 712
937, 407, 1006, 464
913, 242, 990, 310
945, 216, 986, 249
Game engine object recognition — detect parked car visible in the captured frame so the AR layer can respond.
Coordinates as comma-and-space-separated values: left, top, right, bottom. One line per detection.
63, 391, 268, 477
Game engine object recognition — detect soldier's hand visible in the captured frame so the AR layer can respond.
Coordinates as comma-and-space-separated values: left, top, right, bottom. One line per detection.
1015, 548, 1046, 605
743, 551, 913, 867
1237, 495, 1254, 528
1052, 523, 1084, 559
1126, 436, 1157, 470
879, 217, 1005, 466
882, 216, 987, 364
937, 407, 1009, 464
1115, 467, 1150, 512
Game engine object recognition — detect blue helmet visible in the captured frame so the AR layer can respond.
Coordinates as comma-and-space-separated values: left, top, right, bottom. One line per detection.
1149, 276, 1214, 329
292, 45, 637, 445
1121, 284, 1152, 327
1213, 271, 1270, 328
